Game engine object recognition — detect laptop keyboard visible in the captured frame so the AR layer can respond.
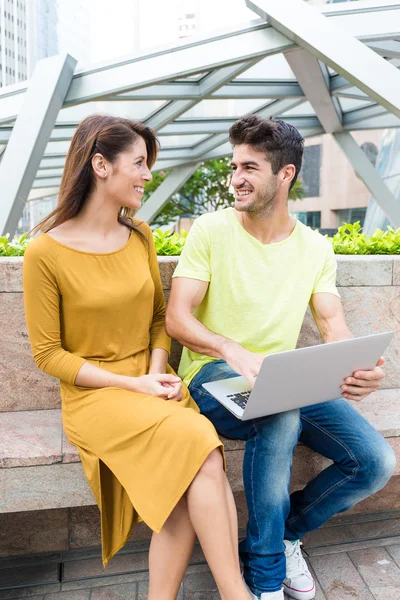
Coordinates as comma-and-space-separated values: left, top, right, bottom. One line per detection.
226, 391, 251, 410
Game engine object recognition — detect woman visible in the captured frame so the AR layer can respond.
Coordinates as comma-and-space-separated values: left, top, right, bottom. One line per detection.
23, 115, 251, 600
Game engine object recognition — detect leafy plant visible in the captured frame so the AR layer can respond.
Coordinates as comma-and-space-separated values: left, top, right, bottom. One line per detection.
2, 222, 399, 257
328, 222, 400, 255
153, 229, 188, 256
0, 233, 31, 256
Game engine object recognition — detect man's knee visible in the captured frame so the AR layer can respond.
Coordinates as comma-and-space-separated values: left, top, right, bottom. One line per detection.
356, 439, 396, 493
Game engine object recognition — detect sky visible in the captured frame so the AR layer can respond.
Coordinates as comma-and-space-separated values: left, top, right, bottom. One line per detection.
88, 0, 258, 65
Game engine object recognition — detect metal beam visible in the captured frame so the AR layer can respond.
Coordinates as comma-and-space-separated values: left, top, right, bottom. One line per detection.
62, 5, 400, 106
65, 27, 294, 106
284, 49, 342, 133
368, 40, 400, 58
150, 124, 326, 169
212, 81, 305, 99
190, 97, 307, 160
0, 54, 77, 236
32, 178, 62, 189
135, 163, 200, 224
333, 132, 400, 227
28, 188, 59, 201
247, 0, 400, 118
158, 115, 321, 136
0, 2, 397, 126
343, 103, 388, 127
145, 60, 259, 131
343, 112, 400, 130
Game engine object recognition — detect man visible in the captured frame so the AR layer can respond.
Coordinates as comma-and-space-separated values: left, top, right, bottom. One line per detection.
165, 114, 396, 600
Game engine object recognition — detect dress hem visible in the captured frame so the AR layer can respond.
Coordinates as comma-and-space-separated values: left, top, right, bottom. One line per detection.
101, 440, 225, 567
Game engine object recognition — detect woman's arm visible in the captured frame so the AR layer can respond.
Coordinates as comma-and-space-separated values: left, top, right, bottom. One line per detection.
148, 348, 168, 374
23, 239, 179, 397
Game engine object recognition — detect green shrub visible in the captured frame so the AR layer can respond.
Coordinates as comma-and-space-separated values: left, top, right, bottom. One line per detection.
1, 223, 399, 256
153, 229, 188, 256
0, 233, 31, 256
328, 222, 400, 255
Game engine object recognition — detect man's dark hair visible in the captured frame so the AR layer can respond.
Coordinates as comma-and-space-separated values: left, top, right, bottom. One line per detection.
228, 114, 304, 191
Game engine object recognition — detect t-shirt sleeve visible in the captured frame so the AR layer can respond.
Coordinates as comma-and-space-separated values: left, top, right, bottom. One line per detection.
173, 218, 211, 282
23, 240, 86, 384
312, 243, 340, 297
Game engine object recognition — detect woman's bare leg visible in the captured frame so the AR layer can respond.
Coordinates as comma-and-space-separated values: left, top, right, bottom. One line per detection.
186, 449, 250, 600
224, 473, 241, 565
148, 495, 196, 600
148, 449, 249, 600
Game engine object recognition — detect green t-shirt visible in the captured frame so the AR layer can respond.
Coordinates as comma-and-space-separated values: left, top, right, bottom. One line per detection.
173, 208, 339, 387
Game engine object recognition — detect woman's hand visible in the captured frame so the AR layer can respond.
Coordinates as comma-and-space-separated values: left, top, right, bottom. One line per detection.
131, 373, 183, 400
164, 381, 183, 401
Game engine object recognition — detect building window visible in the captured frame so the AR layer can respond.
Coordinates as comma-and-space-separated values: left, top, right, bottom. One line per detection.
361, 142, 378, 167
300, 144, 321, 197
336, 208, 367, 228
292, 211, 321, 229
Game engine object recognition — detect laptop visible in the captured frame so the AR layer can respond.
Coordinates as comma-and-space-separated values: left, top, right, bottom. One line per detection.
202, 332, 394, 420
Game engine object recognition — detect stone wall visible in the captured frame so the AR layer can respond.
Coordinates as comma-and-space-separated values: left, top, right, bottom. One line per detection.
0, 255, 399, 557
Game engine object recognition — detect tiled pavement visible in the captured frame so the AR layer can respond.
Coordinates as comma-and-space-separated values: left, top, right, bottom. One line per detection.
1, 513, 400, 600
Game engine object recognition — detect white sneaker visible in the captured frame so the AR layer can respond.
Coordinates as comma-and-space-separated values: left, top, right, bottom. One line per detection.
283, 540, 316, 600
243, 577, 284, 599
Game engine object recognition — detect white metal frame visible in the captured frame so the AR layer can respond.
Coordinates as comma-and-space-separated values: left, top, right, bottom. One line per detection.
1, 0, 400, 234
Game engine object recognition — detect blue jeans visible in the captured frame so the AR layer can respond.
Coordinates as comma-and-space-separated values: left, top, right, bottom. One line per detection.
189, 360, 396, 595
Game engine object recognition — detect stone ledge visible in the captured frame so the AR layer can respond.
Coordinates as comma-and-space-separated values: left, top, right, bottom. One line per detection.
1, 389, 399, 470
1, 389, 399, 514
335, 256, 394, 287
394, 259, 400, 286
1, 256, 399, 293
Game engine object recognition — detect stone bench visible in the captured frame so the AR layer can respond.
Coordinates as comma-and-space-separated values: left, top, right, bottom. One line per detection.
0, 255, 399, 557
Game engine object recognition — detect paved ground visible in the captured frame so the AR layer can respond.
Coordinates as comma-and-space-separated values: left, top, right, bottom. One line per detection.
1, 513, 400, 600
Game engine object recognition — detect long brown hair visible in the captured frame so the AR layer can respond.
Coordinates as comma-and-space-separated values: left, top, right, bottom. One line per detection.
32, 114, 159, 236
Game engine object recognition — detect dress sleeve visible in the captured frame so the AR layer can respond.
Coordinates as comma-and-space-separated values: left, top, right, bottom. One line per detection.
312, 243, 340, 297
23, 239, 86, 384
144, 226, 171, 355
172, 218, 211, 282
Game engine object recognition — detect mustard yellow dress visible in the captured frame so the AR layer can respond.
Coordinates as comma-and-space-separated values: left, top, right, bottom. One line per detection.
23, 221, 224, 566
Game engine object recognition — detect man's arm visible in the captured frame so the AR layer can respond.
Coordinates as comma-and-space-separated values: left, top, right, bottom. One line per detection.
166, 277, 264, 386
311, 293, 385, 401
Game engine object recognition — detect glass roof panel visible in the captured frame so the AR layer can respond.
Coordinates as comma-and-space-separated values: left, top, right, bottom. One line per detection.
178, 99, 272, 119
339, 97, 374, 112
235, 54, 296, 80
160, 134, 210, 147
279, 101, 316, 116
45, 141, 71, 156
174, 71, 210, 82
57, 100, 166, 123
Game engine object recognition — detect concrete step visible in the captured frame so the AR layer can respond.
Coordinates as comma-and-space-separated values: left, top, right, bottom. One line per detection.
1, 389, 399, 519
0, 515, 399, 594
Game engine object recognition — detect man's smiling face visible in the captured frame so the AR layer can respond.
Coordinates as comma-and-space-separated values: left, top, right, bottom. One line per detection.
230, 144, 279, 216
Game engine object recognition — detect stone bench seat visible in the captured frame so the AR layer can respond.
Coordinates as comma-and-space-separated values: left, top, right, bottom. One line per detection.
1, 388, 399, 516
1, 255, 399, 555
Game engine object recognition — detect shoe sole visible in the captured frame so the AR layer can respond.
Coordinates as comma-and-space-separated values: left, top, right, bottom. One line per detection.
283, 581, 315, 600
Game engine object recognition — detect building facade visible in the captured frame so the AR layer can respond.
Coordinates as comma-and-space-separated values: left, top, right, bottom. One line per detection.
288, 130, 383, 234
27, 0, 58, 76
0, 0, 30, 87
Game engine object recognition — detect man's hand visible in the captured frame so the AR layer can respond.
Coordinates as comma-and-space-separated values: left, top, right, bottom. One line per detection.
341, 357, 385, 402
222, 341, 265, 388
